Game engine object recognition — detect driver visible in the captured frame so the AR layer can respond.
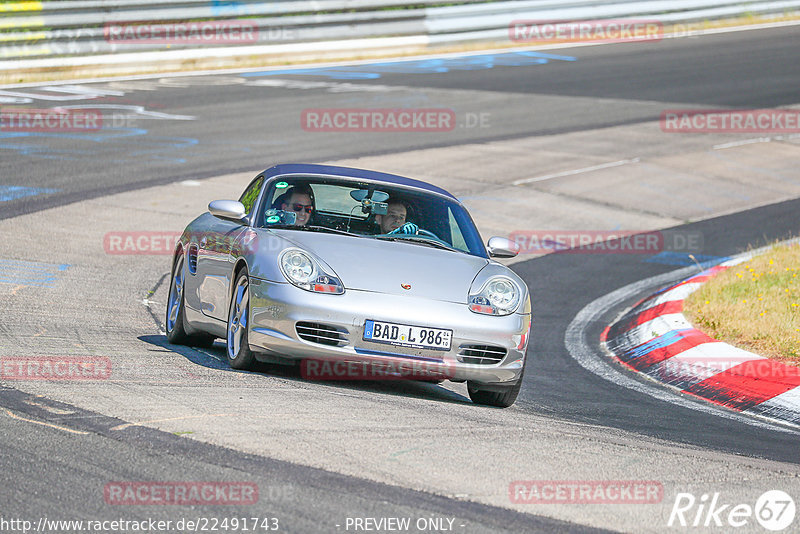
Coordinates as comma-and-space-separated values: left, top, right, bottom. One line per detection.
280, 185, 315, 226
375, 198, 418, 235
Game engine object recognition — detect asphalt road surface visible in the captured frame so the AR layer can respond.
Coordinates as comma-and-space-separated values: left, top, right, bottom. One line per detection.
2, 26, 798, 220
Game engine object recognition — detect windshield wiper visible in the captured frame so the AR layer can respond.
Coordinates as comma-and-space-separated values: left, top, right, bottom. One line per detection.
267, 224, 361, 237
306, 225, 361, 236
375, 235, 459, 252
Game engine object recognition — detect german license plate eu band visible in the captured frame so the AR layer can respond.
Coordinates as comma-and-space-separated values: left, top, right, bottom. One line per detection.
363, 320, 452, 351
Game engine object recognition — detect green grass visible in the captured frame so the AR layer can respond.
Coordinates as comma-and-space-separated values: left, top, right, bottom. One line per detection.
685, 242, 800, 362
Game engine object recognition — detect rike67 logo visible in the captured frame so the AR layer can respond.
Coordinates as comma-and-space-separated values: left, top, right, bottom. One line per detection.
668, 490, 795, 530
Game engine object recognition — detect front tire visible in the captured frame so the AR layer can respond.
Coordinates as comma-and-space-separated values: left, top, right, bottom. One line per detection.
226, 269, 256, 370
165, 253, 215, 347
467, 366, 525, 408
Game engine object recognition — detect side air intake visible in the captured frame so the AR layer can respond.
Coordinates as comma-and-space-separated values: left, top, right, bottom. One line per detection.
296, 322, 348, 346
458, 344, 506, 365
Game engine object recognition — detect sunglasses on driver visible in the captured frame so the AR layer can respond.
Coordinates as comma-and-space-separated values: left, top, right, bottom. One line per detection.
286, 203, 313, 214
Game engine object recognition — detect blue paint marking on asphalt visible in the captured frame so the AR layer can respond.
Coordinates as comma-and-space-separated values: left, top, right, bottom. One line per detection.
0, 142, 92, 159
0, 128, 148, 143
644, 251, 727, 267
624, 329, 692, 360
0, 186, 58, 202
0, 259, 69, 287
0, 129, 149, 160
127, 136, 199, 161
0, 129, 198, 163
240, 51, 578, 79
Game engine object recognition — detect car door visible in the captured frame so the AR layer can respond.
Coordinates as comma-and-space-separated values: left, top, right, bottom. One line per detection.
197, 175, 264, 322
196, 220, 246, 321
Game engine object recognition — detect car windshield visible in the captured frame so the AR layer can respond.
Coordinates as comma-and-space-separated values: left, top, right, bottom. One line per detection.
255, 176, 487, 258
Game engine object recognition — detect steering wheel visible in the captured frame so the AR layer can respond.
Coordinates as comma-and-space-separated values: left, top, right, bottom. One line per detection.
417, 228, 441, 240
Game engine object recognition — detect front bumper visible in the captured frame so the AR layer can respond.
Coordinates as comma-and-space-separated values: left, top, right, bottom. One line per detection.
248, 278, 531, 385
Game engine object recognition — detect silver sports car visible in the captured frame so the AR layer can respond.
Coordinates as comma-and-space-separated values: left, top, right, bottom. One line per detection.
166, 164, 531, 407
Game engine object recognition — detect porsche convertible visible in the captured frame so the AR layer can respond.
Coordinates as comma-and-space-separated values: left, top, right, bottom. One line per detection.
166, 164, 531, 407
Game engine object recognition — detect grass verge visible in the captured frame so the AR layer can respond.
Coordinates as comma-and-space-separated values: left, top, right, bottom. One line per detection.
685, 242, 800, 362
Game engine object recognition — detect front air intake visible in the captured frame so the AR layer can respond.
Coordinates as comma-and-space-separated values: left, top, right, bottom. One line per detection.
458, 344, 507, 365
295, 322, 348, 346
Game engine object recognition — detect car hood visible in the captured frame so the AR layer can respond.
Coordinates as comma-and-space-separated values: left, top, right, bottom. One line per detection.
268, 230, 489, 303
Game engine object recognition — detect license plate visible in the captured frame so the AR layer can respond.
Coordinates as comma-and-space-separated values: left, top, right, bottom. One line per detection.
363, 320, 452, 351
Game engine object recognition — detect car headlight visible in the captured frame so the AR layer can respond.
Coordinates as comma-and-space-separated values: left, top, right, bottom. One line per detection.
468, 276, 521, 315
279, 248, 344, 294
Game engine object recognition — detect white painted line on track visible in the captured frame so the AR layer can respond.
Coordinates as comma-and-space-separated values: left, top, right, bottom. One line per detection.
512, 158, 640, 186
564, 237, 800, 433
713, 133, 800, 150
3, 408, 89, 435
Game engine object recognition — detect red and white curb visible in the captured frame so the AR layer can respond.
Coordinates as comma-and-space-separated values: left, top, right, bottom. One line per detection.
602, 255, 800, 427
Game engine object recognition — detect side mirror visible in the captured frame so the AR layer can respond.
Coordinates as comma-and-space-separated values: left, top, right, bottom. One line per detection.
208, 200, 247, 223
487, 236, 520, 258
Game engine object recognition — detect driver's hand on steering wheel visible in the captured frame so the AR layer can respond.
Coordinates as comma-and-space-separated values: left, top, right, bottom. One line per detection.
388, 222, 419, 235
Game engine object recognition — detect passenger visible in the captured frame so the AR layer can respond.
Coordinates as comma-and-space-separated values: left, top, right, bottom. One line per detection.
375, 198, 418, 235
